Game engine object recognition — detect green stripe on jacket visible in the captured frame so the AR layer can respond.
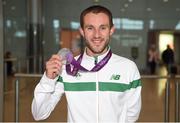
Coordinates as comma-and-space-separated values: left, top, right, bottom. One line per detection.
57, 78, 141, 92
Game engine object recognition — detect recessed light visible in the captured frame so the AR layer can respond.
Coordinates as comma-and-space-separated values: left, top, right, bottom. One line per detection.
147, 8, 152, 11
128, 0, 133, 2
121, 8, 125, 12
163, 0, 168, 2
124, 3, 129, 8
176, 8, 180, 11
11, 6, 16, 10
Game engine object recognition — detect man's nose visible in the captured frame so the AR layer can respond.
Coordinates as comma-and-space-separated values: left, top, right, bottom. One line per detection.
94, 29, 101, 38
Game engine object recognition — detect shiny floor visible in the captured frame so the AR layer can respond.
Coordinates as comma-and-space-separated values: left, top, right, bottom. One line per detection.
3, 66, 180, 122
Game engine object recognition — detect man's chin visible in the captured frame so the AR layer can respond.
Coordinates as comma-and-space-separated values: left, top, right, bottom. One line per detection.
92, 48, 105, 54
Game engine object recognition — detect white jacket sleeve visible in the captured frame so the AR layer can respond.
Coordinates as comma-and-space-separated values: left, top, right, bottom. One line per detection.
31, 73, 64, 121
126, 63, 142, 122
126, 85, 141, 122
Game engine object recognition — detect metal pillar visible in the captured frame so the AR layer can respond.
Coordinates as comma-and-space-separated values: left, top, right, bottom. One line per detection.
175, 81, 180, 122
15, 79, 19, 122
165, 80, 170, 122
0, 0, 4, 121
27, 0, 44, 73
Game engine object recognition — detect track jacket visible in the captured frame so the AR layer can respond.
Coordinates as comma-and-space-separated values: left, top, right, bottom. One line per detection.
32, 49, 142, 123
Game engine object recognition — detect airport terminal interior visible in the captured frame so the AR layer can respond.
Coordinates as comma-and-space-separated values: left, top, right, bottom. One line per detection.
1, 0, 180, 122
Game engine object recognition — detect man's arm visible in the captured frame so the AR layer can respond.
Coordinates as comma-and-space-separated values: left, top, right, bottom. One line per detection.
126, 63, 142, 122
32, 54, 64, 120
31, 73, 64, 120
126, 84, 142, 122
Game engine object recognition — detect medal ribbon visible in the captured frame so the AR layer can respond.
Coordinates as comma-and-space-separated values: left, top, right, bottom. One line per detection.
66, 49, 112, 76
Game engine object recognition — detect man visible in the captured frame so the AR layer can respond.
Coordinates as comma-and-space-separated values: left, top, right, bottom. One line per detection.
32, 5, 142, 122
162, 44, 174, 74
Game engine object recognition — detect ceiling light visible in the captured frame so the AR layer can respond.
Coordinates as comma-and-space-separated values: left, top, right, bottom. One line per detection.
94, 0, 99, 3
147, 8, 152, 12
124, 4, 129, 8
121, 8, 125, 12
11, 6, 16, 10
163, 0, 168, 2
176, 8, 180, 11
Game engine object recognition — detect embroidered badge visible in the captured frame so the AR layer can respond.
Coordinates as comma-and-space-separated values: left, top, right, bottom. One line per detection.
57, 76, 63, 82
75, 72, 81, 79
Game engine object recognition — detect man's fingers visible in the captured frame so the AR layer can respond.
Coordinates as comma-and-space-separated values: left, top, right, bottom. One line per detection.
45, 54, 64, 79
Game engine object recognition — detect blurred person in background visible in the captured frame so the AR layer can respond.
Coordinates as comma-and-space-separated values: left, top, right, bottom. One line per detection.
4, 51, 14, 76
162, 44, 174, 74
148, 44, 159, 74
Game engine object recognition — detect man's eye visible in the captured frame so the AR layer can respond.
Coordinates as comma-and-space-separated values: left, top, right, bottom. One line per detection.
87, 27, 93, 30
100, 26, 107, 30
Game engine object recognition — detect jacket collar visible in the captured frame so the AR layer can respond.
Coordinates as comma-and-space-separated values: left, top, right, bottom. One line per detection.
83, 47, 110, 63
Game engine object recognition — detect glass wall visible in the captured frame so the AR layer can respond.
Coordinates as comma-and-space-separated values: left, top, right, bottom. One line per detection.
3, 0, 27, 74
3, 0, 180, 73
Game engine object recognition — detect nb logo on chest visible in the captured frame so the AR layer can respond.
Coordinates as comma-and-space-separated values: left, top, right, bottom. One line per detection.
110, 74, 120, 80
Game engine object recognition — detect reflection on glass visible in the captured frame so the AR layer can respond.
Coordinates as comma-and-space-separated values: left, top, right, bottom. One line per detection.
157, 66, 167, 96
121, 18, 143, 30
6, 20, 12, 28
175, 21, 180, 30
113, 18, 144, 30
53, 19, 60, 44
158, 79, 166, 97
70, 21, 80, 29
14, 31, 26, 38
53, 19, 60, 28
149, 20, 155, 29
113, 18, 121, 29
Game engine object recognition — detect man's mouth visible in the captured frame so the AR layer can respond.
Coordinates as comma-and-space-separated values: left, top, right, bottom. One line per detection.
92, 38, 103, 44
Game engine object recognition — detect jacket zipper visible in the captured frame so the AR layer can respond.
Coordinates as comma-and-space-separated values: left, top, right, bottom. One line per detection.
94, 56, 99, 123
96, 71, 99, 123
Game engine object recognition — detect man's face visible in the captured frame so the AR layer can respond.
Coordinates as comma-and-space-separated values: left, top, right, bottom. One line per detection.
80, 12, 115, 56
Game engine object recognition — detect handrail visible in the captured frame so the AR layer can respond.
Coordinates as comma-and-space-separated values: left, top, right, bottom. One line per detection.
4, 58, 17, 62
141, 74, 180, 79
14, 73, 43, 78
14, 73, 180, 78
14, 73, 180, 122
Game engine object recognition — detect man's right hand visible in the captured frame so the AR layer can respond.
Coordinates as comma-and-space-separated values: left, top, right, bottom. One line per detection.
45, 54, 63, 79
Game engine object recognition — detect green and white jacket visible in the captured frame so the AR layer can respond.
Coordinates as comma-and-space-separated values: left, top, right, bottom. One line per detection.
32, 49, 142, 123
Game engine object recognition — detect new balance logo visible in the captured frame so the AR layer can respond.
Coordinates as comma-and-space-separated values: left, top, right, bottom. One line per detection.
110, 74, 120, 80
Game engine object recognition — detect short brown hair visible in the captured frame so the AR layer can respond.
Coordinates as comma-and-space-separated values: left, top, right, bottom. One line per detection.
80, 5, 113, 28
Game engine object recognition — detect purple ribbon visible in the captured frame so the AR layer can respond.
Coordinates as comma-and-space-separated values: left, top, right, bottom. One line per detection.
66, 50, 112, 76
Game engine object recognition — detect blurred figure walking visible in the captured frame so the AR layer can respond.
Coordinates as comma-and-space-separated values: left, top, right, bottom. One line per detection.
148, 44, 159, 74
162, 44, 174, 74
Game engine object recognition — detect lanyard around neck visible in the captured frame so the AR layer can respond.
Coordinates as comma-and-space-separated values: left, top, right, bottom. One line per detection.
66, 49, 112, 76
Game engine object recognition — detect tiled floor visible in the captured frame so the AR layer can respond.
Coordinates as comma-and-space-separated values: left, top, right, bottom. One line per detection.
3, 66, 180, 122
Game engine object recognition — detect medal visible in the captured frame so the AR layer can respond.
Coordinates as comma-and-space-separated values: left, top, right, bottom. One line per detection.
58, 48, 112, 76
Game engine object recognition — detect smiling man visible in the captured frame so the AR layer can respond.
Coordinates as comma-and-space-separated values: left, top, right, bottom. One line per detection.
32, 5, 142, 123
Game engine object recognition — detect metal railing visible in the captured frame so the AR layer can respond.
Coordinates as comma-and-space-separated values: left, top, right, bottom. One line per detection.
14, 73, 42, 122
4, 55, 45, 75
141, 74, 180, 122
13, 73, 180, 122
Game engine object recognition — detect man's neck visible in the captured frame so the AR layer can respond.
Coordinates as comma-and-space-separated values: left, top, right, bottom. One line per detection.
85, 47, 109, 57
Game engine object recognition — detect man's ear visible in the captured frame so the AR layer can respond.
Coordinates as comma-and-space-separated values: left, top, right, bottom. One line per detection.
79, 28, 84, 37
110, 26, 115, 36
